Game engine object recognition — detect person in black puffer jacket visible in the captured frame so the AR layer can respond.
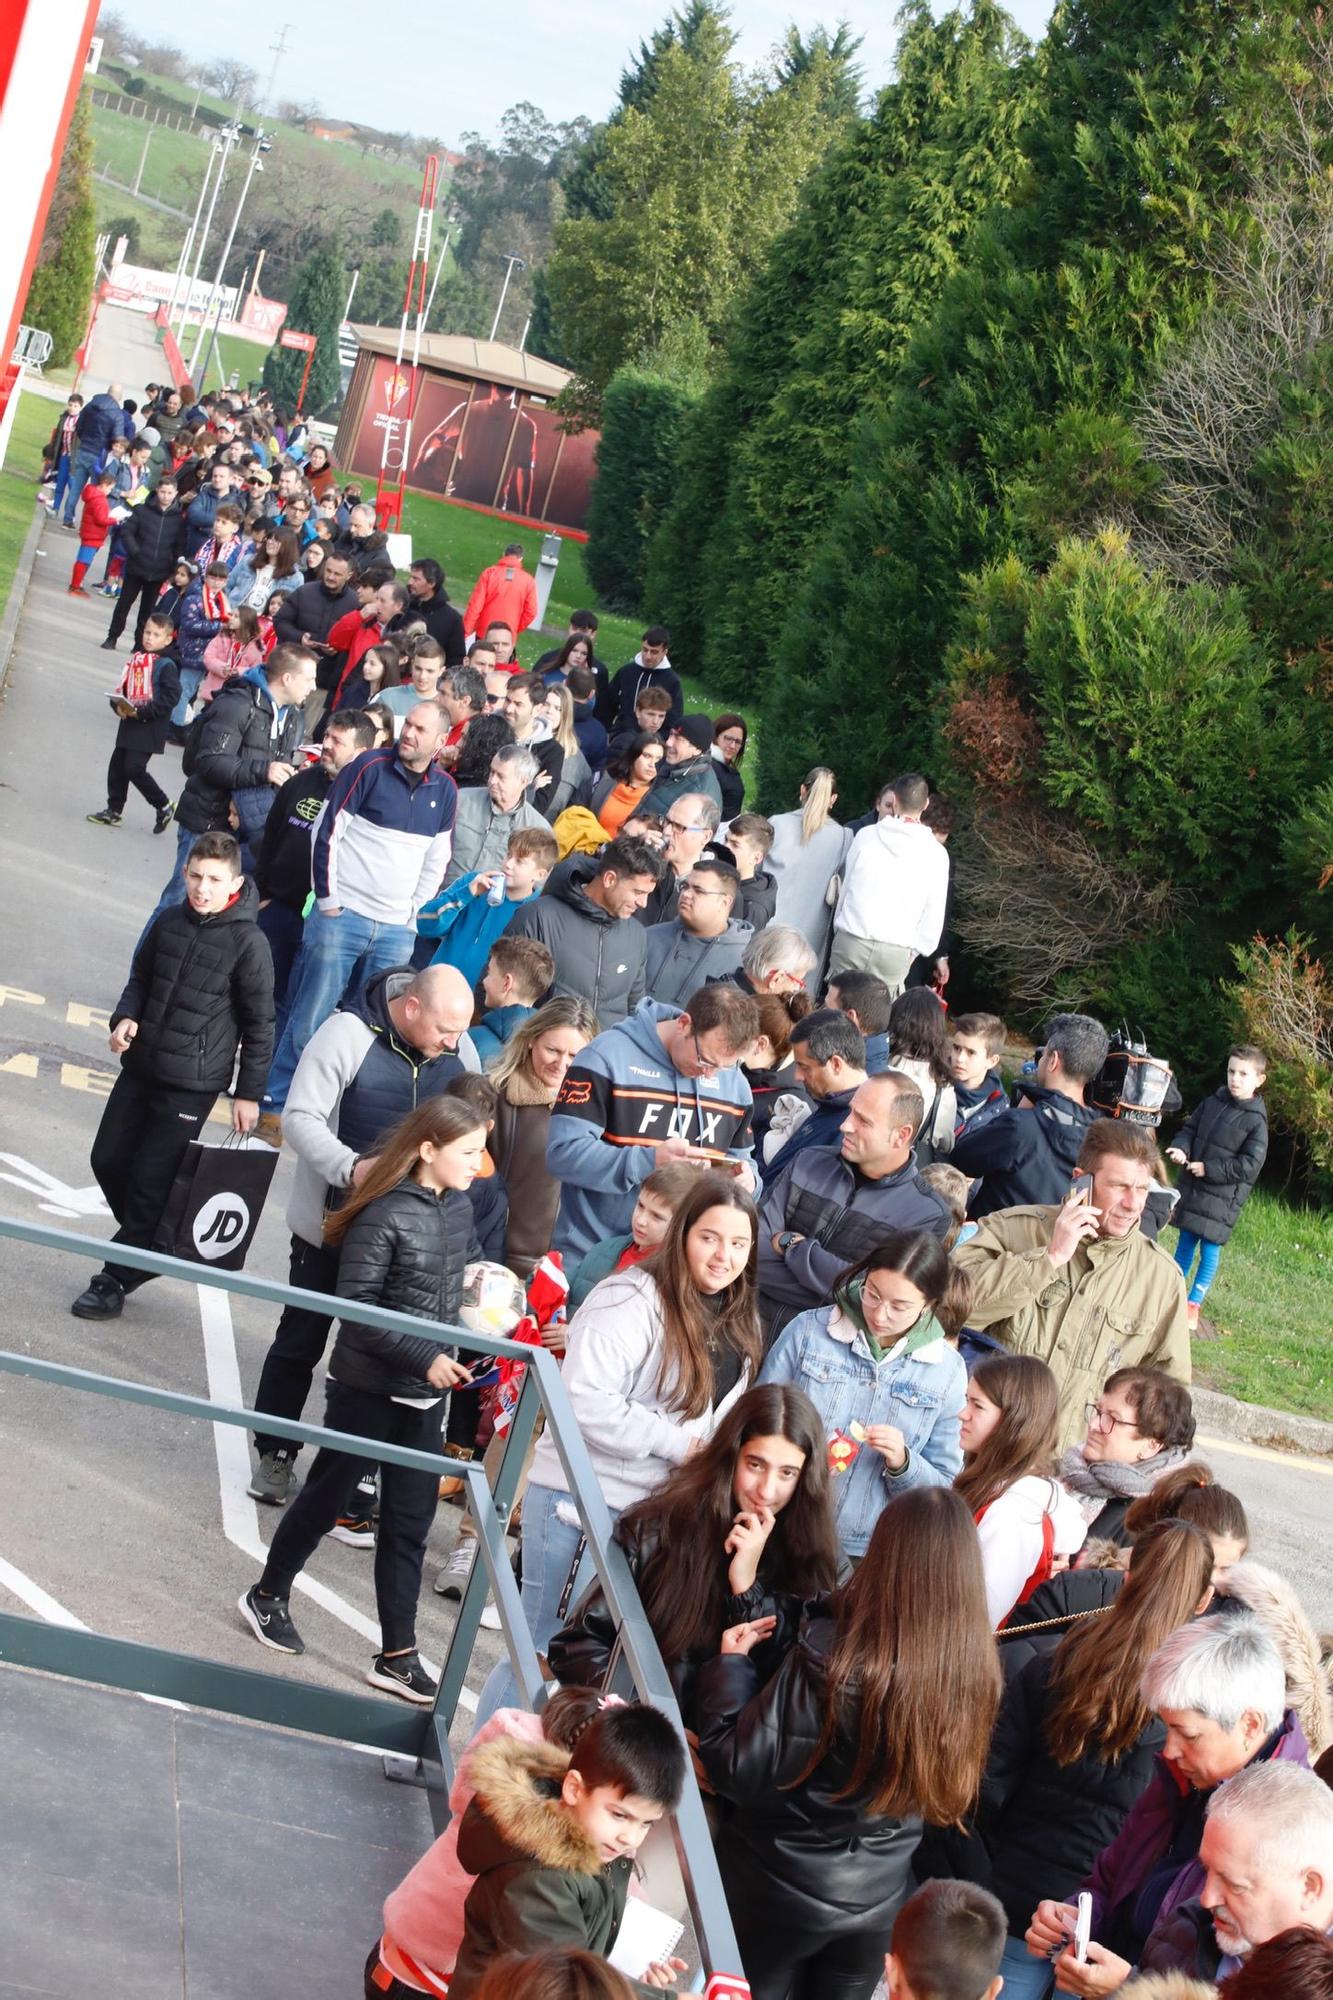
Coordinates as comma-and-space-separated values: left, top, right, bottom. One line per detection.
106, 476, 190, 649
73, 833, 274, 1323
1167, 1047, 1269, 1324
139, 644, 317, 949
913, 1519, 1216, 2000
240, 1095, 485, 1703
694, 1486, 1001, 2000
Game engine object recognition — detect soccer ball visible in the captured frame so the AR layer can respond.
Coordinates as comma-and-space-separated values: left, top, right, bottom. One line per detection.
459, 1261, 526, 1338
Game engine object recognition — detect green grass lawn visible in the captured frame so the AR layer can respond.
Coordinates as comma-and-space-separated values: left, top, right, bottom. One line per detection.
170, 328, 272, 396
395, 489, 728, 716
0, 393, 58, 621
1183, 1188, 1333, 1422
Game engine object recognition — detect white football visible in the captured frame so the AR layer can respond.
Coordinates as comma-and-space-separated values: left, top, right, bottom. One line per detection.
459, 1260, 526, 1337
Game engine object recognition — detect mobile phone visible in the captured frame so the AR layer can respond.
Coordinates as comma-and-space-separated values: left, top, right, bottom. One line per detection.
1074, 1892, 1092, 1964
1071, 1173, 1094, 1203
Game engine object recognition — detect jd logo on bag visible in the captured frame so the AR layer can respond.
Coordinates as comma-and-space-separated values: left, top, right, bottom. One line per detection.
156, 1135, 279, 1272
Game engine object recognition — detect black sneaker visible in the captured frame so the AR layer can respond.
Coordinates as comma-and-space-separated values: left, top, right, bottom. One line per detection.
366, 1651, 438, 1705
238, 1586, 305, 1655
330, 1514, 375, 1548
100, 637, 118, 650
71, 1272, 124, 1319
86, 809, 122, 827
153, 801, 174, 835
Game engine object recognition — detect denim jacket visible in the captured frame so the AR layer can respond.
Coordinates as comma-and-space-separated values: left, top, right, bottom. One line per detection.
759, 1301, 965, 1557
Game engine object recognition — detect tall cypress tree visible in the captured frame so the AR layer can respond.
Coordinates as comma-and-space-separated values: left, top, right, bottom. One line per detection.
24, 93, 96, 369
645, 0, 1031, 700
262, 238, 347, 415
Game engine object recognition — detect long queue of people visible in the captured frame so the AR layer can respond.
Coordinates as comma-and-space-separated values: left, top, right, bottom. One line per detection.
46, 378, 1329, 2000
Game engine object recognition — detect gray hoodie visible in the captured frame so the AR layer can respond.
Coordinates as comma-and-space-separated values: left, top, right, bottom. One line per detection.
547, 997, 754, 1262
505, 852, 646, 1026
642, 914, 753, 1008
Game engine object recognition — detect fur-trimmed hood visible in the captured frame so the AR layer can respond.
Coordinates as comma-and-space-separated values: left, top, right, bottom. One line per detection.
1219, 1559, 1333, 1755
458, 1734, 603, 1878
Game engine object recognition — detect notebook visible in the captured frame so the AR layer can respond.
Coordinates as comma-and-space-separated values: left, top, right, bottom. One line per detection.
608, 1898, 687, 1978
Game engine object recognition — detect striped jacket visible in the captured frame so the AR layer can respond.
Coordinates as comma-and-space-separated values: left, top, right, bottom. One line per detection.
312, 746, 457, 926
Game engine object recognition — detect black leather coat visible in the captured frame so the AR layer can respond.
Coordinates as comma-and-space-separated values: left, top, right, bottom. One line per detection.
327, 1179, 480, 1398
694, 1603, 921, 1940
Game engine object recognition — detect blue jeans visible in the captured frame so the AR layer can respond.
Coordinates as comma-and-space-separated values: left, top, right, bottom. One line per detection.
51, 453, 73, 515
1174, 1230, 1222, 1304
263, 907, 415, 1110
258, 899, 306, 1015
475, 1481, 616, 1724
171, 664, 203, 728
137, 822, 197, 955
63, 447, 101, 523
997, 1936, 1056, 2000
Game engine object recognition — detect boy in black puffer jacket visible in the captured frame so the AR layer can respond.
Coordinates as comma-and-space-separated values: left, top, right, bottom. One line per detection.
1167, 1045, 1269, 1328
73, 833, 275, 1322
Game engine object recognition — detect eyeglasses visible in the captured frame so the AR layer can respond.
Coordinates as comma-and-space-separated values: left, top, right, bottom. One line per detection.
1085, 1403, 1140, 1433
692, 1031, 720, 1075
665, 818, 706, 836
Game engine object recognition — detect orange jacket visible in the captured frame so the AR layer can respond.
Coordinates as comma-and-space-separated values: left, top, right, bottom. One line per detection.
463, 557, 537, 641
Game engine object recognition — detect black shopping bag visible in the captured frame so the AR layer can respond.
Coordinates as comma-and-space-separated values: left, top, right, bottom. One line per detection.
155, 1134, 279, 1271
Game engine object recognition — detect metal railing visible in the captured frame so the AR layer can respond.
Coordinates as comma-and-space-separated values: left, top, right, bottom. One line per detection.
0, 1213, 745, 1985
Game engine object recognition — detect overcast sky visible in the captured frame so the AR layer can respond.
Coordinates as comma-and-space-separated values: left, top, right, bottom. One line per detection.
111, 0, 1055, 146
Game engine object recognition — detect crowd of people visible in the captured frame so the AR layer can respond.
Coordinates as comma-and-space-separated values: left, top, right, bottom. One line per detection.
45, 379, 1333, 2000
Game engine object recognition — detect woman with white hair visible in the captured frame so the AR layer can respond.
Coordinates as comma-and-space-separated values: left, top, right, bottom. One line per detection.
1023, 1614, 1312, 1996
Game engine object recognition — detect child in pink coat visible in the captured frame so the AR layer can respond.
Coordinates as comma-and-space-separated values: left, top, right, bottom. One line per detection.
366, 1688, 606, 1998
199, 604, 264, 704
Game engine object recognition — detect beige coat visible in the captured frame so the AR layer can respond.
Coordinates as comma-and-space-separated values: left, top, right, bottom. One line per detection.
954, 1204, 1191, 1449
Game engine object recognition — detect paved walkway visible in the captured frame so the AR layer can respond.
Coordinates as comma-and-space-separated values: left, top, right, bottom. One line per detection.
79, 300, 173, 403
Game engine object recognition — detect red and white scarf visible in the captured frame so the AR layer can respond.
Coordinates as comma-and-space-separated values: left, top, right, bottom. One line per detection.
117, 650, 160, 705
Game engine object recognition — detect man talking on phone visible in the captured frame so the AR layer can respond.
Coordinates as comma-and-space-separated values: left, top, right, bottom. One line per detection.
955, 1120, 1190, 1449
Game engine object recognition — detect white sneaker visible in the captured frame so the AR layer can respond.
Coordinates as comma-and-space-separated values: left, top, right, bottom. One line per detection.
433, 1539, 476, 1599
479, 1601, 502, 1631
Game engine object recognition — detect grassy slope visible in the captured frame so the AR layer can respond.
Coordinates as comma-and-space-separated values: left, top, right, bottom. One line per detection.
1181, 1189, 1333, 1421
0, 395, 57, 615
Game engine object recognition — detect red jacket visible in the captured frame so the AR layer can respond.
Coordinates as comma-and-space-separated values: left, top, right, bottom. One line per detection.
463, 557, 537, 641
77, 482, 114, 549
327, 608, 384, 708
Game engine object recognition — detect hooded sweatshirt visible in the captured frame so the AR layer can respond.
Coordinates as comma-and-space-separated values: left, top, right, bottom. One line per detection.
548, 997, 754, 1262
607, 651, 684, 732
952, 1082, 1098, 1219
833, 816, 949, 956
642, 913, 752, 1008
639, 748, 723, 818
505, 852, 647, 1026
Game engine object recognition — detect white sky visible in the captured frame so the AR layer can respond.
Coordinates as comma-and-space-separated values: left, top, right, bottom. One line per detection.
111, 0, 1056, 146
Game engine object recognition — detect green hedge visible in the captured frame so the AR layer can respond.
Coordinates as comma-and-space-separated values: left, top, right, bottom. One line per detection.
584, 368, 700, 614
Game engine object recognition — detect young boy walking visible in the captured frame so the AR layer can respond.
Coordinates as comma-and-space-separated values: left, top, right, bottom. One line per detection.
71, 832, 274, 1322
88, 609, 180, 832
1167, 1043, 1269, 1327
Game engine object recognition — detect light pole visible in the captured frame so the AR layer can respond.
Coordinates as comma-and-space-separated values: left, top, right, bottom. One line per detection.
166, 136, 224, 335
192, 130, 273, 388
178, 123, 240, 346
423, 212, 459, 328
489, 252, 526, 343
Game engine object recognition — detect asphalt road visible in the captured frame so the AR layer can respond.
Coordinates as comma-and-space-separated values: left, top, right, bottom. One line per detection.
1, 489, 1330, 1729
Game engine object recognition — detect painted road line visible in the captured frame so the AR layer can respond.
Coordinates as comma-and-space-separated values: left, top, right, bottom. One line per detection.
1196, 1432, 1333, 1479
196, 1282, 474, 1707
0, 1552, 87, 1627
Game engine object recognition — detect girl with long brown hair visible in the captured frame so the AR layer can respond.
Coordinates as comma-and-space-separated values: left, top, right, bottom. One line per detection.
695, 1485, 1002, 2000
548, 1382, 841, 1720
238, 1097, 485, 1701
474, 1173, 762, 1726
918, 1518, 1216, 2000
956, 1352, 1089, 1628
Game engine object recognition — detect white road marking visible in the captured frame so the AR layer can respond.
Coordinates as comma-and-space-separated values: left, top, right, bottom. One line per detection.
0, 1152, 111, 1218
197, 1283, 475, 1707
0, 1552, 87, 1626
1196, 1432, 1333, 1479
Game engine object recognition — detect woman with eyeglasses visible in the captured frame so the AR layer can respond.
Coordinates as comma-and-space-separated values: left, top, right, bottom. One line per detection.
226, 524, 302, 613
1058, 1368, 1197, 1545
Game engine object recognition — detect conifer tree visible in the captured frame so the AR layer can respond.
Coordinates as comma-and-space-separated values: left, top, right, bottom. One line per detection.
24, 94, 96, 369
262, 238, 347, 414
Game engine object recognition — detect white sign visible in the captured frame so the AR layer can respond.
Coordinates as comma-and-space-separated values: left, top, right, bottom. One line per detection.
106, 261, 240, 319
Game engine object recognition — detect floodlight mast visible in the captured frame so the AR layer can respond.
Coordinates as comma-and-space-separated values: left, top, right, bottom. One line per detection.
374, 154, 439, 535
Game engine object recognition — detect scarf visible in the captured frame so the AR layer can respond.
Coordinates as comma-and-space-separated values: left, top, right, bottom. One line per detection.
117, 650, 159, 705
1058, 1443, 1191, 1524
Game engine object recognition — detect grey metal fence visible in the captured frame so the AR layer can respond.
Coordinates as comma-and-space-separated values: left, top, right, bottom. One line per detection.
0, 1213, 745, 1985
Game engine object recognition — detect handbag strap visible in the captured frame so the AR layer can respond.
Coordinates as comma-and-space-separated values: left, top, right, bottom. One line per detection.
996, 1603, 1113, 1640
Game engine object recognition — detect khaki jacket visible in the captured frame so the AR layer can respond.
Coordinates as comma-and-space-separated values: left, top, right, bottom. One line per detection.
954, 1205, 1190, 1448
